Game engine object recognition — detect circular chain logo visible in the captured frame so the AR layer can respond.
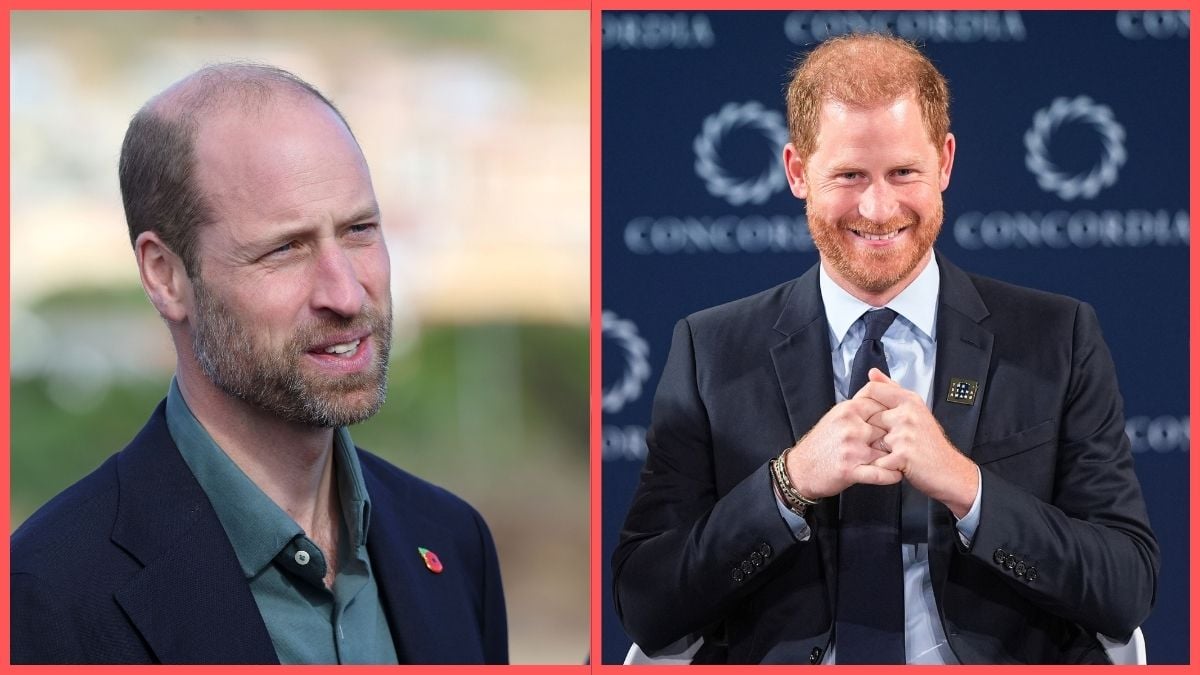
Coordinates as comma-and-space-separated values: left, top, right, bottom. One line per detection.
1024, 96, 1126, 201
602, 310, 650, 414
694, 101, 790, 207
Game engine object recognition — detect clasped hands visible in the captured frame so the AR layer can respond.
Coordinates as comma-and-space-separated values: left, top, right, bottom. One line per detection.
783, 368, 978, 518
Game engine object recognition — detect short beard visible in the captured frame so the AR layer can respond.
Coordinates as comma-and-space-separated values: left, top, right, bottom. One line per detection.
190, 277, 392, 428
808, 203, 942, 294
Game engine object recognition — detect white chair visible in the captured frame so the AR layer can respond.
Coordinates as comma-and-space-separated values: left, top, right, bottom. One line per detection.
1098, 627, 1147, 665
623, 637, 704, 665
625, 628, 1146, 665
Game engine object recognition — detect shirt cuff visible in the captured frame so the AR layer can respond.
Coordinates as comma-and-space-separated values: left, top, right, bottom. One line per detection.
955, 465, 983, 545
774, 491, 812, 541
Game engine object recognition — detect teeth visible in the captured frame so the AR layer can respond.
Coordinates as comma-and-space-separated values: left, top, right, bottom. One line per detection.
324, 339, 361, 355
855, 229, 901, 241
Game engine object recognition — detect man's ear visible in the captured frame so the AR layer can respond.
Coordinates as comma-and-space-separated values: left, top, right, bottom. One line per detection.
135, 231, 192, 324
782, 142, 809, 200
938, 132, 956, 192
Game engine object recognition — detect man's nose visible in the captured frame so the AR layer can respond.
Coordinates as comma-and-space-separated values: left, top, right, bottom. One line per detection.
858, 180, 900, 224
311, 245, 367, 317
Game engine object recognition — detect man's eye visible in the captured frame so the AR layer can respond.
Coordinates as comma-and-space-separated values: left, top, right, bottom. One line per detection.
348, 223, 377, 235
268, 241, 296, 256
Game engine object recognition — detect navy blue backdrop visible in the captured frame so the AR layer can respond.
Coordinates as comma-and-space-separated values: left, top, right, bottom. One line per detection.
601, 10, 1189, 664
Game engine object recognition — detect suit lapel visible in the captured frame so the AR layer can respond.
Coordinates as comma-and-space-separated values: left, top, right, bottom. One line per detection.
365, 516, 450, 662
927, 254, 994, 597
768, 264, 841, 609
110, 404, 278, 664
113, 522, 278, 664
363, 466, 481, 664
771, 257, 997, 608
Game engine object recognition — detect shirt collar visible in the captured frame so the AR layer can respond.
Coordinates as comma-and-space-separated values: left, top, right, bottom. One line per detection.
165, 378, 373, 578
333, 426, 371, 551
819, 250, 940, 346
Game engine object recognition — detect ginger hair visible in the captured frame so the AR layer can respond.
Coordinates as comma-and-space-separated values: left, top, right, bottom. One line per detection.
785, 33, 950, 160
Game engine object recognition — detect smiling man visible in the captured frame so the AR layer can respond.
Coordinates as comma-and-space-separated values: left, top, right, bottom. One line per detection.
11, 64, 507, 664
613, 34, 1158, 664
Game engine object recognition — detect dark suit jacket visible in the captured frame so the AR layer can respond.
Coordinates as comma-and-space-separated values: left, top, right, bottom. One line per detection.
612, 253, 1159, 664
11, 401, 508, 664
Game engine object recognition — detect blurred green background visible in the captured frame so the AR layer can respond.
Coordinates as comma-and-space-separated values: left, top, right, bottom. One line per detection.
10, 11, 588, 664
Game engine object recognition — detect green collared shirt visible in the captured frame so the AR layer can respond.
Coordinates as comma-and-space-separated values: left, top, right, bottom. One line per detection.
166, 379, 398, 664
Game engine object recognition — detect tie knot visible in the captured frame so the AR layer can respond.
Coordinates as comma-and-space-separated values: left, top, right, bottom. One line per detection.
861, 308, 898, 341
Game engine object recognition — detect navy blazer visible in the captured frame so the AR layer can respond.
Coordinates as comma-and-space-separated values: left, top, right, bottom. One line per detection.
613, 253, 1159, 664
11, 401, 508, 664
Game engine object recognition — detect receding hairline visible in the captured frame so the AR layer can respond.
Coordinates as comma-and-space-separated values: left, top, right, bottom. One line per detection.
118, 61, 358, 278
140, 61, 348, 132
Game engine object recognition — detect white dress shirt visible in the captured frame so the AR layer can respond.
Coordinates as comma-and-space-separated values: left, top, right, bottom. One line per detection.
775, 251, 983, 664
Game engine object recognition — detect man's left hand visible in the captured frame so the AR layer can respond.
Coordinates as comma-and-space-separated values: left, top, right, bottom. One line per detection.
854, 368, 978, 519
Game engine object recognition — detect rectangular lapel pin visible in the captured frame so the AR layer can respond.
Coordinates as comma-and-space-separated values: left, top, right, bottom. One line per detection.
946, 378, 979, 405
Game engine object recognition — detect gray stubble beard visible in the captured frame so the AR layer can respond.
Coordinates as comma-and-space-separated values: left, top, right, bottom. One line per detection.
190, 276, 392, 428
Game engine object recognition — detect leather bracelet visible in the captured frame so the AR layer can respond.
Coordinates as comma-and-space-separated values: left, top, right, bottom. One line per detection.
770, 447, 819, 517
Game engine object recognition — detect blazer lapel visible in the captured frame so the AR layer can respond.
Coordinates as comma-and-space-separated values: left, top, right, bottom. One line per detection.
365, 518, 450, 662
769, 257, 997, 608
927, 254, 994, 597
363, 468, 482, 664
110, 404, 278, 664
768, 264, 840, 609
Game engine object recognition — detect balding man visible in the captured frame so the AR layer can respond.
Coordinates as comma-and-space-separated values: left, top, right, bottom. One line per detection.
612, 34, 1157, 664
11, 64, 507, 665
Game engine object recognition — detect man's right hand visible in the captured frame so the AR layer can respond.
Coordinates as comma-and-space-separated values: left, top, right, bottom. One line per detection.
782, 398, 903, 499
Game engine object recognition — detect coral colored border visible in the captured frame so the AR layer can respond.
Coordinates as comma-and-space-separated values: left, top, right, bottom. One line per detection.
589, 0, 604, 668
1, 4, 10, 669
1189, 5, 1198, 667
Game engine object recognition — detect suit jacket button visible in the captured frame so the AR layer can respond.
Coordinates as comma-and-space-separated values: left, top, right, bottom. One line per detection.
740, 560, 754, 574
759, 542, 773, 558
750, 551, 763, 566
1014, 561, 1027, 577
732, 567, 745, 582
1025, 566, 1038, 582
809, 646, 824, 664
1004, 554, 1016, 570
993, 547, 1007, 565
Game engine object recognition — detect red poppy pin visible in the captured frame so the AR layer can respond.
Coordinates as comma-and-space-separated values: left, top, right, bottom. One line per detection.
418, 547, 443, 574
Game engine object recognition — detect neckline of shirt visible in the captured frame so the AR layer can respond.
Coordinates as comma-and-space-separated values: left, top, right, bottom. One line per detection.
818, 250, 941, 347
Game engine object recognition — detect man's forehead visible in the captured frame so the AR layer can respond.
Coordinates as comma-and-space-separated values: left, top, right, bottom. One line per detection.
189, 97, 375, 238
818, 94, 918, 124
810, 95, 935, 159
194, 91, 347, 144
193, 97, 367, 188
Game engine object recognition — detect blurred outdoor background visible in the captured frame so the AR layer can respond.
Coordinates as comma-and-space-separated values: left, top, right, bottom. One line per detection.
10, 11, 588, 663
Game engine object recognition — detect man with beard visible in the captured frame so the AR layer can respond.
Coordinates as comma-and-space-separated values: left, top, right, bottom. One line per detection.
613, 33, 1157, 664
11, 64, 507, 664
